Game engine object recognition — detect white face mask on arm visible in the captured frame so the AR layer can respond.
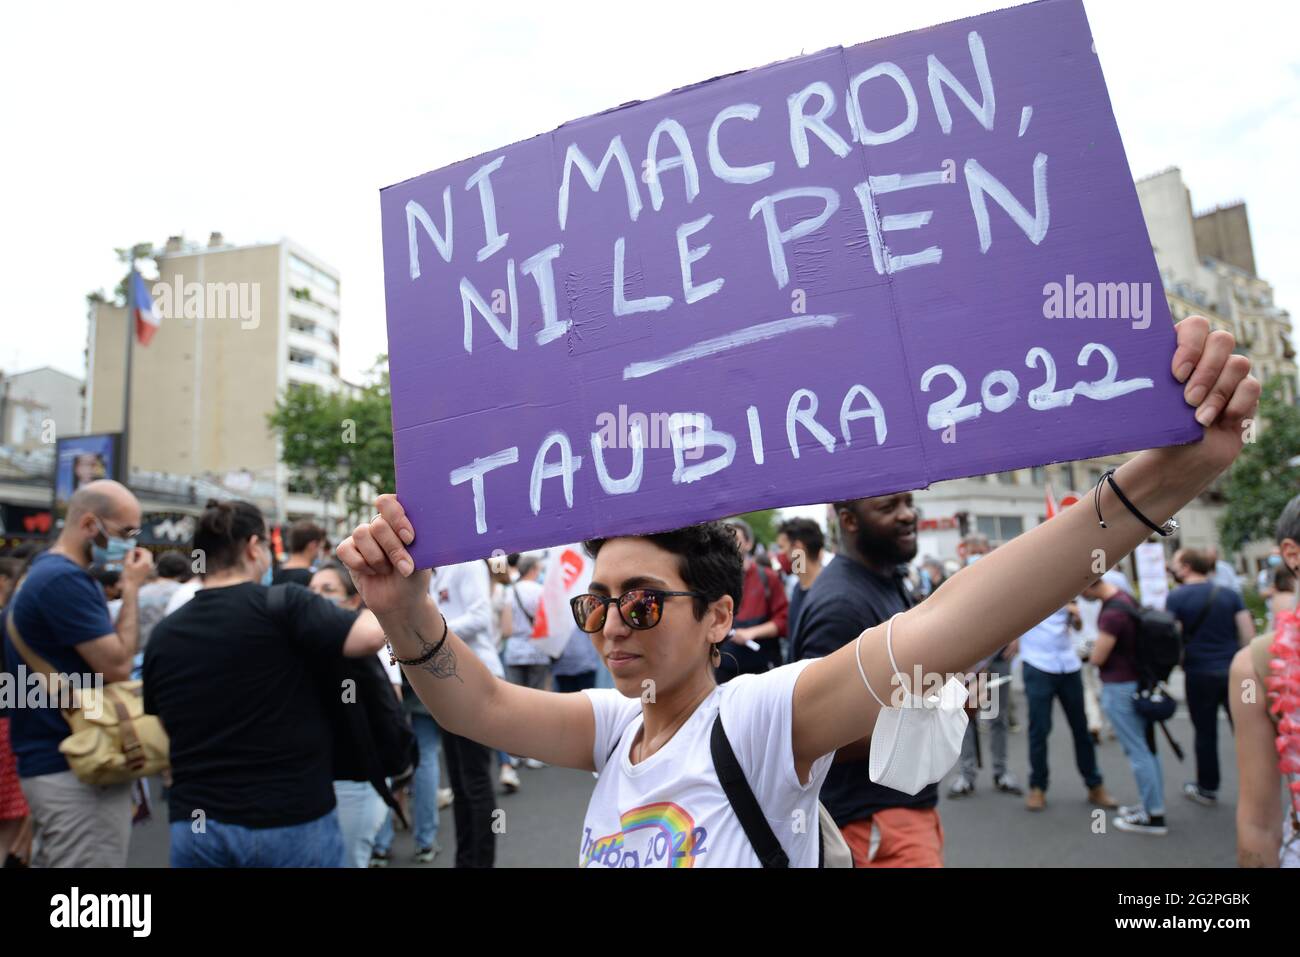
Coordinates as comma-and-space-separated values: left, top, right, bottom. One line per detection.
855, 613, 970, 795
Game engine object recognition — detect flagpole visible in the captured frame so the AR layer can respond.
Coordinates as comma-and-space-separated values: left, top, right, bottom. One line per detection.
122, 264, 135, 482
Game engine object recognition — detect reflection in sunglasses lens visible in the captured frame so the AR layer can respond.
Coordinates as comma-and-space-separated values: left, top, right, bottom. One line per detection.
624, 591, 659, 629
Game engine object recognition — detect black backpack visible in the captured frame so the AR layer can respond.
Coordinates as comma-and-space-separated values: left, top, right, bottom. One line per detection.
267, 585, 419, 825
1103, 593, 1185, 686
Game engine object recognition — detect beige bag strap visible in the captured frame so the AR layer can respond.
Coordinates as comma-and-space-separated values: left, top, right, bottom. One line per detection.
4, 585, 73, 715
107, 686, 146, 772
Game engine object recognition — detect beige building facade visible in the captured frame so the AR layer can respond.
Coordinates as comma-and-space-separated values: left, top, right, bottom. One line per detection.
913, 168, 1295, 590
85, 233, 345, 527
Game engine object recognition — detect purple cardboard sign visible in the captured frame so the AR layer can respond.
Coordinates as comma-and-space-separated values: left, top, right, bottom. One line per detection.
380, 0, 1200, 569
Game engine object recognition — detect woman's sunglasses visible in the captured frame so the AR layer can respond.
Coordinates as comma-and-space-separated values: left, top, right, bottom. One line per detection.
570, 588, 707, 633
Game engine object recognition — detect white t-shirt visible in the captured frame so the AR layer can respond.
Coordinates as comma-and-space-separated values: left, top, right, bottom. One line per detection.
579, 659, 833, 868
503, 579, 548, 667
164, 579, 203, 615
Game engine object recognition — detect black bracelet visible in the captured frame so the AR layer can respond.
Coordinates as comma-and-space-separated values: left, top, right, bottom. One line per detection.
1093, 467, 1179, 537
387, 613, 449, 667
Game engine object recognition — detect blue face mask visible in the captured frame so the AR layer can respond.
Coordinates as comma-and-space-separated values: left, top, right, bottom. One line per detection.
1268, 554, 1282, 567
965, 554, 982, 566
261, 565, 274, 586
92, 518, 136, 569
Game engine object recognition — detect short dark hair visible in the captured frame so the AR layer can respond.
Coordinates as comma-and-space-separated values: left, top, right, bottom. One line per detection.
1180, 548, 1215, 575
1275, 563, 1296, 593
288, 520, 326, 554
777, 517, 823, 560
1277, 493, 1300, 547
194, 499, 267, 574
155, 551, 191, 581
0, 557, 23, 582
93, 566, 121, 589
584, 522, 743, 621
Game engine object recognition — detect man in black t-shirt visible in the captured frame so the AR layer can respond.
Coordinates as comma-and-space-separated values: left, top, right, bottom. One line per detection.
791, 491, 944, 867
272, 520, 327, 587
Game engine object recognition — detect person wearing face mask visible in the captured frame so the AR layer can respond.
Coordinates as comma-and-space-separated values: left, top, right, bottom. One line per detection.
1, 480, 153, 867
142, 499, 387, 867
716, 518, 788, 683
1166, 547, 1255, 807
774, 518, 827, 647
789, 491, 951, 867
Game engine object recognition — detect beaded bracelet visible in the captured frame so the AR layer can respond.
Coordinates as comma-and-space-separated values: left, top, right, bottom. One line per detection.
387, 612, 449, 667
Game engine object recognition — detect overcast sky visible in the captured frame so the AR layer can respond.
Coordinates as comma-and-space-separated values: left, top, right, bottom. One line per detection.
2, 0, 1295, 383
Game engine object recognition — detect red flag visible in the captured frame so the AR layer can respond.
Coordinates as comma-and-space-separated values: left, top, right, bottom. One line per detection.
1045, 482, 1059, 520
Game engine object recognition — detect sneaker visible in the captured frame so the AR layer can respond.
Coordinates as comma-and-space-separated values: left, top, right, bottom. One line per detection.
1087, 785, 1119, 809
413, 845, 439, 864
436, 787, 454, 810
500, 764, 521, 793
993, 773, 1023, 795
1183, 782, 1217, 806
1113, 808, 1168, 835
948, 776, 975, 797
523, 758, 547, 770
1025, 787, 1046, 811
368, 849, 391, 868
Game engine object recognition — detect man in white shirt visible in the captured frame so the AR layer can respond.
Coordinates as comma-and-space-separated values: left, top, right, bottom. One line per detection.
428, 561, 500, 867
1019, 605, 1117, 812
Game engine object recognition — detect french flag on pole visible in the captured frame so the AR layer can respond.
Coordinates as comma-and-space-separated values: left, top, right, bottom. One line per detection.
132, 270, 162, 346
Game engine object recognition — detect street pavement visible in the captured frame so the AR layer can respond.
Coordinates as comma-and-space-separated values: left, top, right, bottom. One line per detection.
127, 684, 1239, 868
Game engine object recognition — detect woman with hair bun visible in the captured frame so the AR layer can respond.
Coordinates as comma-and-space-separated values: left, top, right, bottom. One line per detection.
143, 500, 388, 867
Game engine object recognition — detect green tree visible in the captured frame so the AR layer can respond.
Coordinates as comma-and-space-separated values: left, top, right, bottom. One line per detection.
112, 242, 155, 303
1218, 376, 1300, 552
267, 355, 394, 524
733, 508, 783, 547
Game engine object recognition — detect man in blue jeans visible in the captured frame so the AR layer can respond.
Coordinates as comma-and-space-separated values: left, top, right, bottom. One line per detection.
1018, 606, 1117, 811
1082, 575, 1167, 835
1167, 547, 1255, 805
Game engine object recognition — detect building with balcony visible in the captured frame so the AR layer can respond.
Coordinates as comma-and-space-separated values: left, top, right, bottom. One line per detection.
83, 233, 349, 532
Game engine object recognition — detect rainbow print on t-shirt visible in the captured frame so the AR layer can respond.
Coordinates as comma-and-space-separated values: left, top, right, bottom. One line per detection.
581, 801, 708, 868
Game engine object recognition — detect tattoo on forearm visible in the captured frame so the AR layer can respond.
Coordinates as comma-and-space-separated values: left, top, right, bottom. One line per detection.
411, 627, 462, 683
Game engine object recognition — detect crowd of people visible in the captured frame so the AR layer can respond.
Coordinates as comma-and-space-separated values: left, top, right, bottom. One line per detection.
0, 320, 1296, 869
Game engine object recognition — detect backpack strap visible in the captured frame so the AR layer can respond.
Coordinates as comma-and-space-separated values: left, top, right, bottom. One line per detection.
1184, 586, 1220, 641
5, 589, 75, 731
709, 712, 789, 868
511, 584, 535, 628
266, 583, 289, 624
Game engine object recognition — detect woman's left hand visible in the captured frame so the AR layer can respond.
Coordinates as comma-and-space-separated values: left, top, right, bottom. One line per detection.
1150, 316, 1259, 478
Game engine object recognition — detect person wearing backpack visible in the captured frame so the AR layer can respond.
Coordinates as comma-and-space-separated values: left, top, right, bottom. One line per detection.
143, 500, 388, 867
1081, 575, 1167, 835
1167, 547, 1256, 806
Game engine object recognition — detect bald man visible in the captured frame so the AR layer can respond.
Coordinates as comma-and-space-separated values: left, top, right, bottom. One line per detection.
3, 480, 153, 867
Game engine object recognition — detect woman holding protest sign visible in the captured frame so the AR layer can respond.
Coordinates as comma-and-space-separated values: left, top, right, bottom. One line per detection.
337, 317, 1257, 868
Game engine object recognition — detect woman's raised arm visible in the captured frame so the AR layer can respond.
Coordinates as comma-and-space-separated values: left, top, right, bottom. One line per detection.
337, 498, 598, 771
791, 316, 1260, 770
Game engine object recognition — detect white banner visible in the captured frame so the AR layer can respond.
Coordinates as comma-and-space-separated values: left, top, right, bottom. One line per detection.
528, 544, 594, 658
